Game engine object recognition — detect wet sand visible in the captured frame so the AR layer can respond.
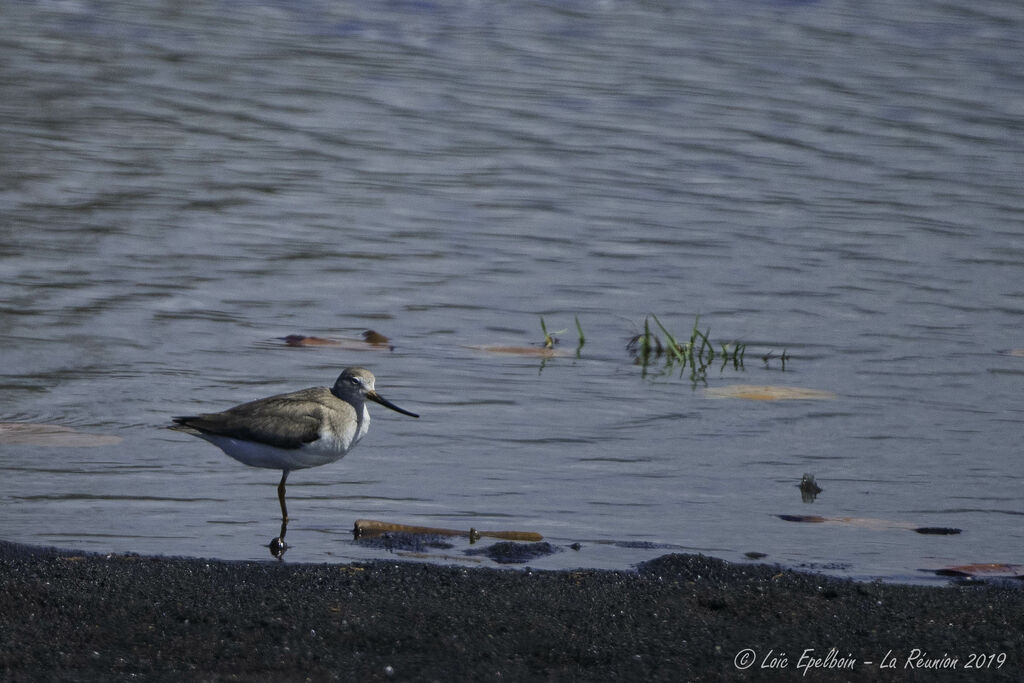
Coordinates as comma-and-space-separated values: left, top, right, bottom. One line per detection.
1, 539, 1020, 680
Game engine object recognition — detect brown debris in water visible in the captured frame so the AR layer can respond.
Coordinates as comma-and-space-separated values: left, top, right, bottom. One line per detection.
0, 423, 122, 447
353, 518, 543, 543
362, 330, 390, 345
283, 335, 340, 347
705, 385, 836, 400
779, 514, 828, 524
282, 330, 392, 350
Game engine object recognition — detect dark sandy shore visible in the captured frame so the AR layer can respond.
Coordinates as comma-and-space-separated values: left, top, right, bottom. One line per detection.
1, 539, 1020, 681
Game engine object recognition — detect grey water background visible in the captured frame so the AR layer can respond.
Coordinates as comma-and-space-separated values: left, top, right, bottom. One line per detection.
1, 0, 1022, 583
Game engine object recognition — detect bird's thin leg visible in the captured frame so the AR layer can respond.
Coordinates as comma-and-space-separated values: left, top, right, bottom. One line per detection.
278, 470, 290, 523
269, 471, 291, 559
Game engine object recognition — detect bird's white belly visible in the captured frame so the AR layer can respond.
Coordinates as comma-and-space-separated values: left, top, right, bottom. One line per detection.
201, 429, 364, 471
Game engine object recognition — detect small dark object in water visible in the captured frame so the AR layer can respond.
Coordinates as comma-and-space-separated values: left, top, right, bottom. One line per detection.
913, 527, 962, 535
799, 473, 822, 503
745, 551, 768, 560
465, 541, 559, 564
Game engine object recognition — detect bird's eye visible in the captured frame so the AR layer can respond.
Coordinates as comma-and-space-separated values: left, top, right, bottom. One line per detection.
348, 377, 361, 386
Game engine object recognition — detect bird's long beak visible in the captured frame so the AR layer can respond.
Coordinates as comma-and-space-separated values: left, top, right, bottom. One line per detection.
367, 390, 419, 418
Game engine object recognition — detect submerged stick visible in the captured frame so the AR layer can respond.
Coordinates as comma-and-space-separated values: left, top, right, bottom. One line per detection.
574, 315, 585, 357
353, 519, 543, 542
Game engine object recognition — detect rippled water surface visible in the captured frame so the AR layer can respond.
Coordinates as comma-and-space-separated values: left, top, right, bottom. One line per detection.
2, 0, 1022, 583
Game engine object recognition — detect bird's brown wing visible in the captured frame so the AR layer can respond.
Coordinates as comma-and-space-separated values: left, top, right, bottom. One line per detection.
172, 388, 331, 449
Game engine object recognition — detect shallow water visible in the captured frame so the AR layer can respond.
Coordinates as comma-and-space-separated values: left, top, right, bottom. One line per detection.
1, 0, 1022, 583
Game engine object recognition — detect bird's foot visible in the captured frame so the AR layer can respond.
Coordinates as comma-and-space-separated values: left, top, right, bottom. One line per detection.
269, 536, 288, 559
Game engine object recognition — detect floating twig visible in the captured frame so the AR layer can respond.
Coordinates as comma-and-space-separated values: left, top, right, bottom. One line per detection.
353, 519, 543, 543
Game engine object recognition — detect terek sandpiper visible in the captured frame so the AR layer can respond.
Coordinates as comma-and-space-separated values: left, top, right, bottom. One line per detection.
171, 367, 418, 554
